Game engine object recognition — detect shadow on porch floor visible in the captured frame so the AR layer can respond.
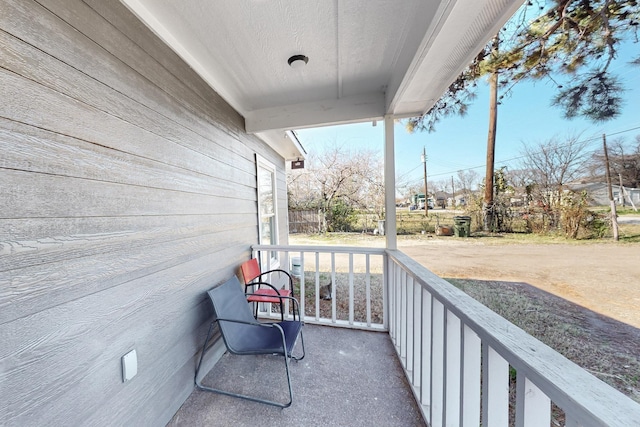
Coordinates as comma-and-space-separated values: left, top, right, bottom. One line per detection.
168, 324, 425, 426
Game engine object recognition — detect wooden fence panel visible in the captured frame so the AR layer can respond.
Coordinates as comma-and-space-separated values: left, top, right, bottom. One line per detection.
289, 209, 323, 233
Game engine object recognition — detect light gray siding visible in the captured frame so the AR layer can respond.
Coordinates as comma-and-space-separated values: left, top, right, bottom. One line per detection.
0, 0, 288, 424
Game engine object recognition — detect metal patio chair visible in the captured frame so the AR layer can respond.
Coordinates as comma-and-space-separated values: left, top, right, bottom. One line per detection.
194, 275, 305, 408
241, 258, 297, 321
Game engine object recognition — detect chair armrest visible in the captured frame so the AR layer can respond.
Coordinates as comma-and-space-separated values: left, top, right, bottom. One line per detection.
245, 292, 300, 309
266, 295, 301, 321
256, 269, 294, 289
258, 268, 293, 280
215, 318, 289, 354
255, 269, 295, 298
245, 281, 282, 295
269, 295, 300, 310
244, 290, 302, 321
215, 317, 280, 329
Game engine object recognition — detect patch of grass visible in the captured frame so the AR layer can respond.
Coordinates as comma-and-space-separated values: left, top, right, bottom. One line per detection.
596, 207, 640, 216
619, 223, 640, 243
291, 219, 640, 245
395, 210, 460, 234
290, 232, 385, 246
448, 278, 640, 406
292, 272, 384, 324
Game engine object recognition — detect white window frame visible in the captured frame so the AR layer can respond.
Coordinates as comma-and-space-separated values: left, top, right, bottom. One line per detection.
256, 155, 279, 268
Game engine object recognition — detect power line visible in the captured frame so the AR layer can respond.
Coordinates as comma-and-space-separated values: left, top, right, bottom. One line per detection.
396, 163, 422, 181
407, 124, 640, 182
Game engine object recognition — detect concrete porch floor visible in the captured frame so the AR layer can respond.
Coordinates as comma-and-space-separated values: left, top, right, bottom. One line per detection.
168, 324, 426, 426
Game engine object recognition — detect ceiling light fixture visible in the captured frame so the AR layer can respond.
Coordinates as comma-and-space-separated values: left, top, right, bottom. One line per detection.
288, 54, 309, 69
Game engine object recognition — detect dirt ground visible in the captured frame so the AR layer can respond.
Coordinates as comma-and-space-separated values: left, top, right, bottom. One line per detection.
398, 239, 640, 329
398, 237, 640, 405
290, 233, 640, 404
291, 233, 640, 329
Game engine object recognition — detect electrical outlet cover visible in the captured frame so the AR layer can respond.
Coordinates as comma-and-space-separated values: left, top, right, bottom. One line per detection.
122, 349, 137, 382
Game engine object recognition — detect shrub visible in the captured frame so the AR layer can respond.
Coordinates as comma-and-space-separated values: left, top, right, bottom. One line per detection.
326, 199, 357, 232
560, 191, 590, 239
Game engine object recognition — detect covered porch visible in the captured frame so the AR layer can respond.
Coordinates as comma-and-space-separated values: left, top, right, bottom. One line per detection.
173, 245, 640, 426
4, 0, 640, 425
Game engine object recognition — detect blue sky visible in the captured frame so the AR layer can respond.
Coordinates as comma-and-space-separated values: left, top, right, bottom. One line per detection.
296, 41, 640, 192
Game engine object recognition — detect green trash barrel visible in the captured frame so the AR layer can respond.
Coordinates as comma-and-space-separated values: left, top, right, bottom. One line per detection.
453, 216, 471, 237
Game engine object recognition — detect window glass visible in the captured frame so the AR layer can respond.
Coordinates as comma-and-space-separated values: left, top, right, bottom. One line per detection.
258, 167, 274, 217
256, 156, 278, 264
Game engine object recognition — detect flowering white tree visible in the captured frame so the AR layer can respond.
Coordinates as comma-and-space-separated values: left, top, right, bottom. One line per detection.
287, 144, 385, 231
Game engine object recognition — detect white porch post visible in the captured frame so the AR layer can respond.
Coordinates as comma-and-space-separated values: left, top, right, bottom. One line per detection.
384, 115, 397, 249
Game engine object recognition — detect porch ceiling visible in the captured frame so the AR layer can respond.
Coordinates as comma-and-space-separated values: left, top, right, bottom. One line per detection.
121, 0, 522, 132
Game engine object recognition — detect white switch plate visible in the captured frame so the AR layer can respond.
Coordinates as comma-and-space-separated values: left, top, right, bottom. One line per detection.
122, 349, 137, 382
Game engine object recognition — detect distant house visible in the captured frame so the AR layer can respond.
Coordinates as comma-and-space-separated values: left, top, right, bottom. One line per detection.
568, 182, 640, 207
454, 194, 468, 206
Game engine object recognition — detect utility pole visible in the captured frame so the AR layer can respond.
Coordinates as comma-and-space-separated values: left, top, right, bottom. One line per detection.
603, 134, 619, 241
484, 34, 499, 231
619, 173, 625, 207
451, 176, 455, 208
422, 147, 428, 217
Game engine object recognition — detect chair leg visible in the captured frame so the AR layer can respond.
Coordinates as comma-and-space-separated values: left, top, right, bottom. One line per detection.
194, 321, 295, 408
196, 359, 294, 409
291, 330, 305, 361
194, 321, 216, 386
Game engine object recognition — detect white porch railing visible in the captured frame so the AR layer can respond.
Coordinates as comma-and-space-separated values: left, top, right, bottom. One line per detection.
387, 249, 640, 427
252, 244, 387, 330
253, 245, 640, 426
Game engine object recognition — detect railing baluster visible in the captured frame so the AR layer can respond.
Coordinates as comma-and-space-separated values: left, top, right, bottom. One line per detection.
331, 252, 336, 323
383, 259, 396, 345
365, 254, 371, 326
516, 375, 550, 427
388, 257, 396, 342
393, 259, 401, 347
382, 253, 388, 330
299, 251, 305, 320
482, 345, 509, 427
315, 251, 320, 321
283, 250, 290, 319
400, 270, 407, 363
420, 289, 432, 411
406, 275, 414, 372
461, 325, 481, 427
348, 253, 354, 324
395, 261, 402, 346
412, 276, 421, 386
445, 311, 461, 427
431, 298, 445, 427
264, 254, 273, 318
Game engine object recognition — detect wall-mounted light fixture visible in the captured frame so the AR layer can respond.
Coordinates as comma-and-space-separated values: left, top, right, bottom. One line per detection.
288, 54, 309, 69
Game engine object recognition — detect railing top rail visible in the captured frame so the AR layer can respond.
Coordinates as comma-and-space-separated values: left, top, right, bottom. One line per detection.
252, 244, 386, 255
386, 249, 640, 426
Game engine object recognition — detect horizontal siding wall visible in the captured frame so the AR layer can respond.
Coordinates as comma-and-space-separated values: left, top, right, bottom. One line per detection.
0, 0, 288, 425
